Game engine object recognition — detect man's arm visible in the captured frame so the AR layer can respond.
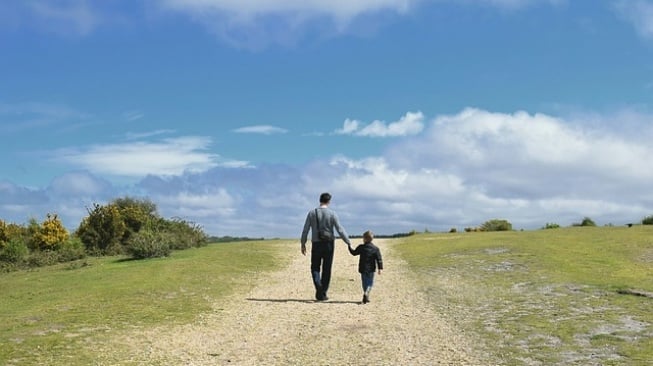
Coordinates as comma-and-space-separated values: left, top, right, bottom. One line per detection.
300, 212, 311, 255
332, 212, 351, 246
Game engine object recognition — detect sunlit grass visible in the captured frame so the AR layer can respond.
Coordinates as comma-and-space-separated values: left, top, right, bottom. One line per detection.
0, 240, 290, 366
395, 226, 653, 365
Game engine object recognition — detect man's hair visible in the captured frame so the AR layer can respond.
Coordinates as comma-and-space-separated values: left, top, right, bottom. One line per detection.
319, 192, 331, 204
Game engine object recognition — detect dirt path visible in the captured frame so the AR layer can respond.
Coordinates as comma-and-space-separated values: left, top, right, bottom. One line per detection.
103, 240, 483, 365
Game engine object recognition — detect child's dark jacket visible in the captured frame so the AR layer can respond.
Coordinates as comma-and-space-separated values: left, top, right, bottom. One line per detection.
348, 242, 383, 273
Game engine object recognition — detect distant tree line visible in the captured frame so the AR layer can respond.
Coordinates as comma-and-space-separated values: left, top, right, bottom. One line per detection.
448, 214, 653, 233
208, 236, 265, 243
0, 197, 208, 272
350, 232, 416, 239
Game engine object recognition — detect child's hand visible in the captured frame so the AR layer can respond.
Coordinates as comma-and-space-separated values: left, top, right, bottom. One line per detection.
378, 269, 382, 275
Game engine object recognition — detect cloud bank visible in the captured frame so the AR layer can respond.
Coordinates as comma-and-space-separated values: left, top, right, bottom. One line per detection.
3, 107, 652, 238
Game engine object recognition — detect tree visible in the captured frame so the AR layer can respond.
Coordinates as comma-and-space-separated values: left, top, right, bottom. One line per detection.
76, 203, 126, 255
480, 219, 512, 232
573, 217, 596, 227
111, 197, 158, 246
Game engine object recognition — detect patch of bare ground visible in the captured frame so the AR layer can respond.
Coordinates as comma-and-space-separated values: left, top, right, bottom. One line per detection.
93, 239, 485, 365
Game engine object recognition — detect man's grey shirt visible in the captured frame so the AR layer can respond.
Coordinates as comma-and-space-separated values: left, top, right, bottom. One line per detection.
301, 207, 351, 245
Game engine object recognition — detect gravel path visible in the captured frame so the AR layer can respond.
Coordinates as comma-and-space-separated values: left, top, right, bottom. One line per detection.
105, 239, 484, 365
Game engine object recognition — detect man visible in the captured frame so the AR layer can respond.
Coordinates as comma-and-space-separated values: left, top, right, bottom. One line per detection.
301, 192, 352, 301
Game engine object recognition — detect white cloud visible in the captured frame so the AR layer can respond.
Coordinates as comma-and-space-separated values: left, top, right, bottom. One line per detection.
423, 108, 653, 182
48, 171, 112, 197
614, 0, 653, 39
336, 111, 424, 137
155, 189, 239, 218
54, 136, 244, 178
157, 0, 415, 48
233, 125, 288, 134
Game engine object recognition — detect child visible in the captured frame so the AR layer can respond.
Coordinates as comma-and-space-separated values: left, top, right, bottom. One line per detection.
348, 230, 383, 304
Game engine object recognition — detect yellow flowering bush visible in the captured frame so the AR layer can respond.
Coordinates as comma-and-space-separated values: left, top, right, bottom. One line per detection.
32, 214, 69, 250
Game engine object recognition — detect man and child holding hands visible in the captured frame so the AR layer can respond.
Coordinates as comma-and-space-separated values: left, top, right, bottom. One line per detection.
301, 192, 384, 304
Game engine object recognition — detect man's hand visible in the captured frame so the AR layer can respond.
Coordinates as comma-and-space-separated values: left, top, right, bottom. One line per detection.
301, 243, 306, 256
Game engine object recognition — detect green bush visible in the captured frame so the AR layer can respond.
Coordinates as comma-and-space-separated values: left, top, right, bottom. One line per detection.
162, 218, 208, 250
0, 238, 29, 264
125, 229, 172, 259
57, 237, 87, 262
573, 217, 596, 227
112, 197, 159, 245
543, 223, 560, 229
480, 219, 513, 232
1, 221, 27, 250
76, 203, 126, 255
27, 250, 60, 267
642, 215, 653, 225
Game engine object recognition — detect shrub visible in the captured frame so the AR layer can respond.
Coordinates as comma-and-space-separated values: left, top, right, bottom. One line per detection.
480, 219, 513, 232
125, 229, 172, 259
573, 217, 596, 227
1, 221, 27, 247
642, 215, 653, 225
76, 203, 126, 255
32, 214, 69, 251
0, 238, 29, 264
543, 223, 560, 229
27, 250, 60, 267
57, 237, 87, 262
0, 219, 8, 249
112, 197, 159, 245
26, 218, 41, 251
449, 227, 457, 233
161, 218, 208, 250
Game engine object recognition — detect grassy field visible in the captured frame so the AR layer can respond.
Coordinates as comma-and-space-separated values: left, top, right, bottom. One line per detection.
3, 228, 652, 365
394, 225, 653, 365
0, 240, 290, 366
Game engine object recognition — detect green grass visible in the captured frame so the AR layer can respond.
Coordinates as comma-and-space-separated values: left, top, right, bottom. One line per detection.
395, 226, 653, 365
0, 240, 289, 366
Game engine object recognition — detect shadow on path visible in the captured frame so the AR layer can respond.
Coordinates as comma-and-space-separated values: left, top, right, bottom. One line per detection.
246, 298, 360, 305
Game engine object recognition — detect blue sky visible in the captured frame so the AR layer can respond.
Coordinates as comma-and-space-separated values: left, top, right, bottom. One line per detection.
1, 0, 653, 238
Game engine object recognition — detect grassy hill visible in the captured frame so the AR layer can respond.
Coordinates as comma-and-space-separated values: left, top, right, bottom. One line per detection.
394, 225, 653, 365
0, 240, 290, 365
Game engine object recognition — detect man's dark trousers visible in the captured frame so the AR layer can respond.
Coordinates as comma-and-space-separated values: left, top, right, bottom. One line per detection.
311, 240, 334, 299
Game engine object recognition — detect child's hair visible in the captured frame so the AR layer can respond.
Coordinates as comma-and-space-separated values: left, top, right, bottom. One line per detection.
363, 230, 374, 243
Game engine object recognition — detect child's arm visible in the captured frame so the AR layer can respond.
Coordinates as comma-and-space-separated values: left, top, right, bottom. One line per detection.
376, 248, 383, 274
